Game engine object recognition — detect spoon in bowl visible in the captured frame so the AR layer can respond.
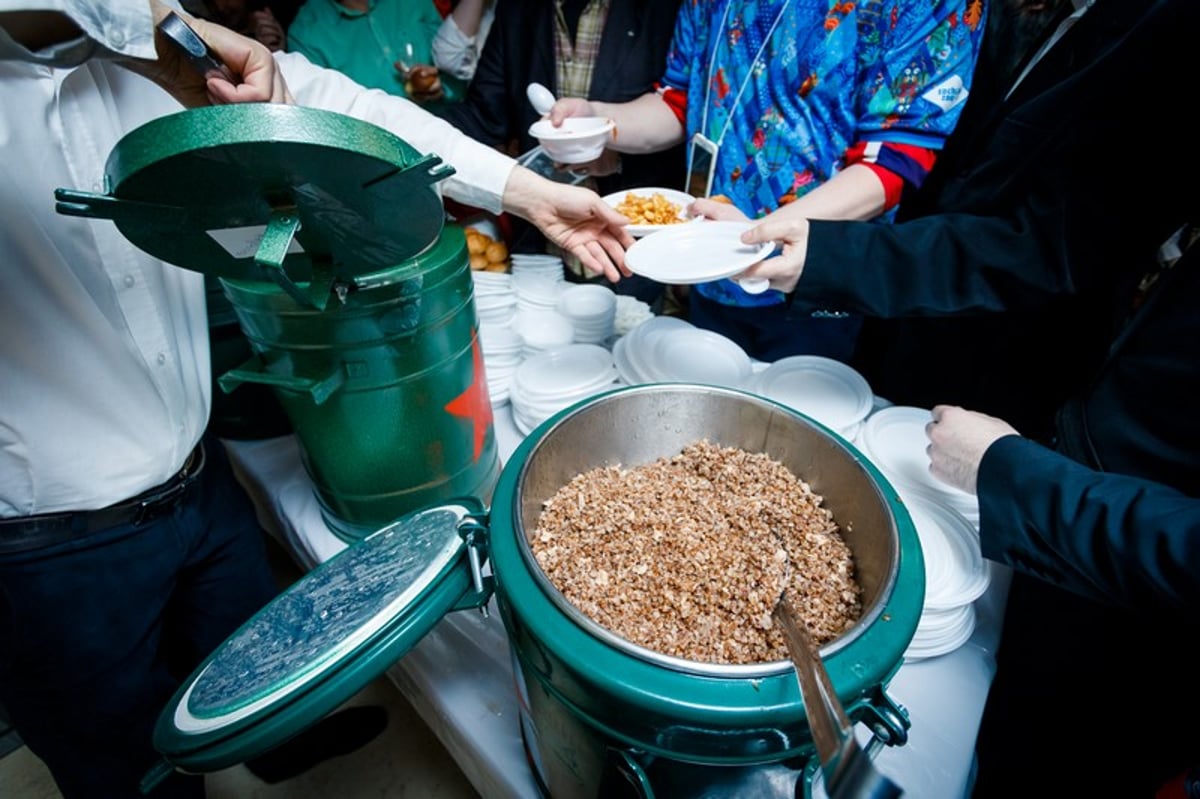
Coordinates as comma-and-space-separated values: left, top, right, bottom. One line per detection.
526, 82, 557, 116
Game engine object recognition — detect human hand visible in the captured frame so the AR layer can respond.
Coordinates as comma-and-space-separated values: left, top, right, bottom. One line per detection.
547, 97, 598, 126
689, 196, 748, 222
926, 405, 1020, 494
250, 8, 285, 52
395, 61, 445, 102
502, 166, 634, 282
125, 2, 292, 108
732, 214, 810, 294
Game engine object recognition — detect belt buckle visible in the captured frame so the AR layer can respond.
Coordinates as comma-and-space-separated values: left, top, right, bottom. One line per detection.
134, 481, 187, 526
132, 444, 204, 526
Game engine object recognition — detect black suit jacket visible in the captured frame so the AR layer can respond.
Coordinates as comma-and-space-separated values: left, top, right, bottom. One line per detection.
793, 0, 1200, 443
438, 0, 687, 254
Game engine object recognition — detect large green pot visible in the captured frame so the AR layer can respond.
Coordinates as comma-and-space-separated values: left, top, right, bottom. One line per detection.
53, 103, 499, 541
219, 225, 499, 541
488, 384, 924, 797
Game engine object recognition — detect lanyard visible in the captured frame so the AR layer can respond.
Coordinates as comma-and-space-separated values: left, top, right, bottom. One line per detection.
699, 0, 794, 147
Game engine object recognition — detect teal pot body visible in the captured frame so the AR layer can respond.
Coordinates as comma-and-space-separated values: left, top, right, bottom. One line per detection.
487, 384, 924, 798
219, 225, 499, 541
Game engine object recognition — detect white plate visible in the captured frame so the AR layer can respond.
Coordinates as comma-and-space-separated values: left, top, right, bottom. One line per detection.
624, 221, 774, 285
512, 344, 616, 401
905, 497, 990, 611
905, 603, 977, 661
602, 187, 697, 237
751, 356, 873, 433
648, 327, 752, 388
623, 315, 693, 381
858, 406, 979, 506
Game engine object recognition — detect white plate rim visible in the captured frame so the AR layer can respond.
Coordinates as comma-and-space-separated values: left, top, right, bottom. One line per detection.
752, 355, 874, 431
624, 221, 775, 284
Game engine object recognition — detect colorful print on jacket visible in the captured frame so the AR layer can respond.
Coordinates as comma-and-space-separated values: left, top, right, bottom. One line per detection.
662, 0, 985, 306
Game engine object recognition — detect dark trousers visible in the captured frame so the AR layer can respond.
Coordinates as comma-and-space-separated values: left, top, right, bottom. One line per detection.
688, 291, 864, 364
972, 573, 1200, 798
0, 439, 279, 798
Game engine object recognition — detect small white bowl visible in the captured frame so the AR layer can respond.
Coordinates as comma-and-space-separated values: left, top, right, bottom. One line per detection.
528, 117, 615, 164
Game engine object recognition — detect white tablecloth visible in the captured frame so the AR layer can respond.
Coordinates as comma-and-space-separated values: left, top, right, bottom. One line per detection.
224, 406, 1010, 799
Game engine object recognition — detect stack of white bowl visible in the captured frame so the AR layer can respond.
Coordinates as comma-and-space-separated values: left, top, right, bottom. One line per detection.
556, 284, 616, 345
900, 496, 992, 661
612, 316, 752, 389
471, 271, 517, 328
746, 356, 873, 441
509, 344, 619, 435
510, 254, 566, 313
477, 325, 524, 408
511, 309, 575, 358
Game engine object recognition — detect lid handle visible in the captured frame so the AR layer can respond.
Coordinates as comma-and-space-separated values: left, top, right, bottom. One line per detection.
255, 210, 339, 311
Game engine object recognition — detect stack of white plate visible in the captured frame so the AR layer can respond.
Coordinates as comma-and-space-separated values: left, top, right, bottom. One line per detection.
511, 309, 574, 357
901, 496, 992, 661
478, 324, 524, 408
472, 271, 517, 327
747, 356, 873, 440
854, 406, 982, 526
612, 316, 751, 389
509, 344, 619, 435
556, 283, 616, 345
612, 315, 691, 385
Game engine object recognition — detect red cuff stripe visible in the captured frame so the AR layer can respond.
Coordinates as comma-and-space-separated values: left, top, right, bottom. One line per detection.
656, 83, 688, 127
844, 141, 939, 210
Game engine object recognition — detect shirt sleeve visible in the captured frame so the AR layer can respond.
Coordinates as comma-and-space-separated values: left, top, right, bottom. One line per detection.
276, 51, 514, 213
430, 14, 477, 81
0, 0, 157, 65
976, 435, 1200, 615
853, 0, 986, 150
659, 0, 704, 92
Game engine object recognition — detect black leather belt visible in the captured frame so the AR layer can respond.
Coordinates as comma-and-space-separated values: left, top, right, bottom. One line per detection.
0, 443, 206, 556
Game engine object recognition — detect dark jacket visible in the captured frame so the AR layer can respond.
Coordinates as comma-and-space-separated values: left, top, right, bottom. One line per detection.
438, 0, 687, 254
790, 5, 1200, 791
792, 0, 1200, 444
976, 243, 1200, 612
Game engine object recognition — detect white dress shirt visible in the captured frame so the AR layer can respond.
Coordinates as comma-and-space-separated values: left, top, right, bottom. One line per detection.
431, 4, 496, 82
0, 0, 514, 516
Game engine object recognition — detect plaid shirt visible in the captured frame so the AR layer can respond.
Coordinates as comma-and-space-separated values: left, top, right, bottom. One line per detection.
555, 0, 612, 100
551, 0, 613, 274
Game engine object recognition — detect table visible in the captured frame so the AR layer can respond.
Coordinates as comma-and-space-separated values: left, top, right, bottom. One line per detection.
224, 405, 1011, 799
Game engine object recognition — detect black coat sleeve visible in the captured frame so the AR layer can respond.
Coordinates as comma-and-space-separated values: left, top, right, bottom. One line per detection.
976, 435, 1200, 616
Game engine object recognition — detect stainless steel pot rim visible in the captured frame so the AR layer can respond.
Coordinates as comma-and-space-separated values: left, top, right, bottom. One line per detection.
511, 383, 899, 679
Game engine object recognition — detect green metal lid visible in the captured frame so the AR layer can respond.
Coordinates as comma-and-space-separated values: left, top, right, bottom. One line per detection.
55, 103, 455, 309
142, 500, 491, 790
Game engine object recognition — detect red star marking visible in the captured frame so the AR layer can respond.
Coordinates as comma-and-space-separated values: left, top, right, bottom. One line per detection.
444, 333, 493, 462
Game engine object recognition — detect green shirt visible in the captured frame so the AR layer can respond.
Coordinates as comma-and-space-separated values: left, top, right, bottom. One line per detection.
288, 0, 462, 103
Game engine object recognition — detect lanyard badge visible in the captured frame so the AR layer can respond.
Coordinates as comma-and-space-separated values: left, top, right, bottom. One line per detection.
686, 132, 719, 198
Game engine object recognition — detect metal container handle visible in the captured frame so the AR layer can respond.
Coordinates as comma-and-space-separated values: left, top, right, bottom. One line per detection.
607, 748, 656, 798
218, 355, 346, 405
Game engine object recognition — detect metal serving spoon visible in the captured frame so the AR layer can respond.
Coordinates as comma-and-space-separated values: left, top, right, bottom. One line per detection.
773, 596, 903, 799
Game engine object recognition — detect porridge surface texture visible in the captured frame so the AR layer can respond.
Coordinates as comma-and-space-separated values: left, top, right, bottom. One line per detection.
531, 440, 863, 664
